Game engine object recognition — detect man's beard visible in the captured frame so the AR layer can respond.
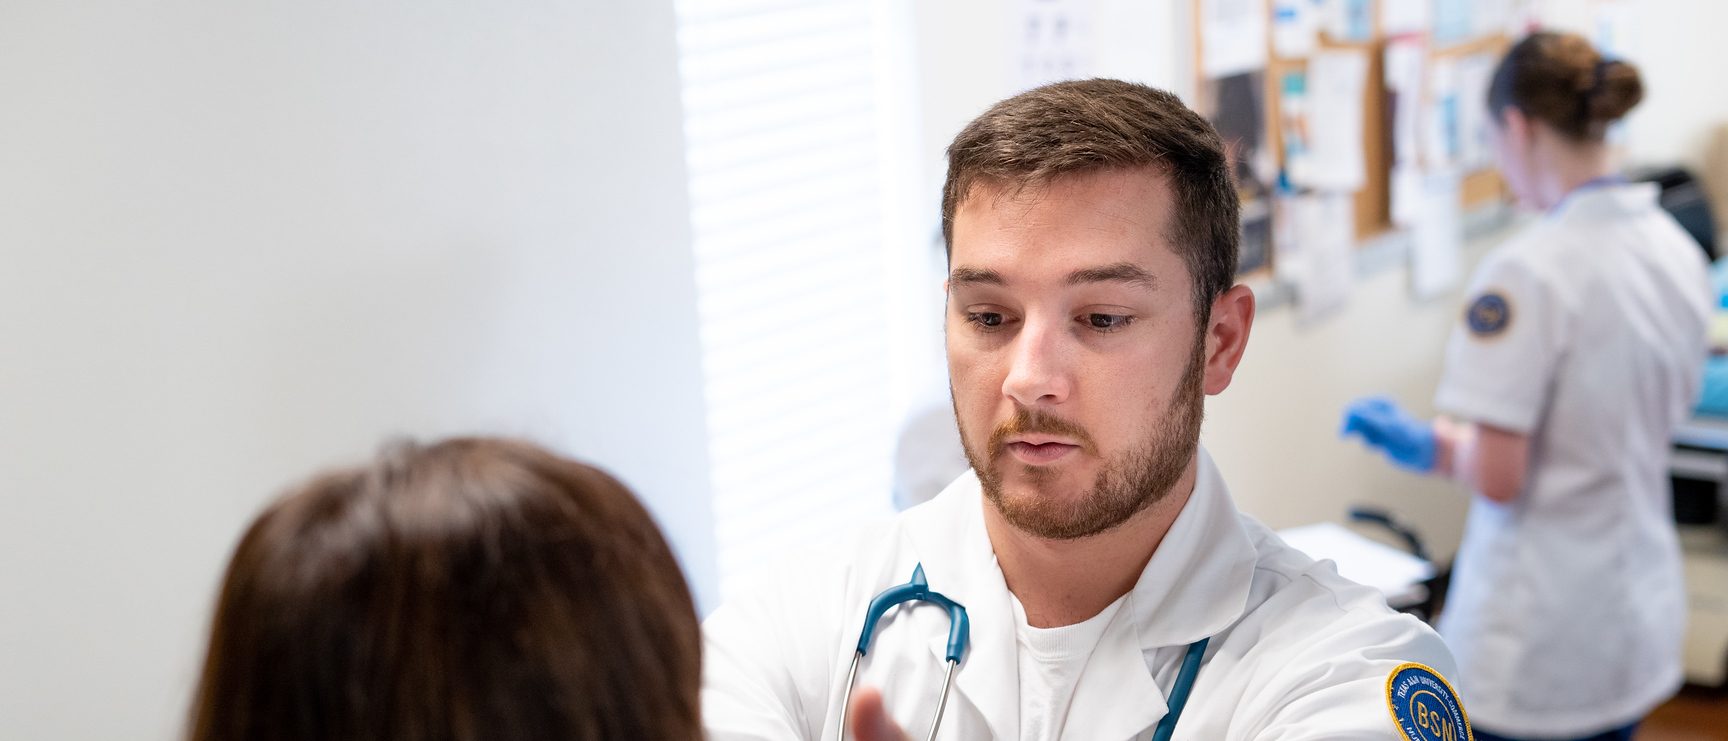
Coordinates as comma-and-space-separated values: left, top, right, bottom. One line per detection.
956, 332, 1207, 541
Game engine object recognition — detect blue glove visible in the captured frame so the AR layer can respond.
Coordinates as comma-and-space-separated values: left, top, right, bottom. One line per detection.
1340, 396, 1436, 473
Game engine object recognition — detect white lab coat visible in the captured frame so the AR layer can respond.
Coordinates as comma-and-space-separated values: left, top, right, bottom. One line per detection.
1434, 182, 1712, 737
703, 448, 1462, 740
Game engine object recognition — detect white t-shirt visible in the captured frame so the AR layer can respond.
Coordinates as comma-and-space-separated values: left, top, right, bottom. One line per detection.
1011, 594, 1127, 740
1433, 182, 1712, 737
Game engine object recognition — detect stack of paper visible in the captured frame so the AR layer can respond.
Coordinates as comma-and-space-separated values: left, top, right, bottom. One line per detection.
1277, 521, 1437, 606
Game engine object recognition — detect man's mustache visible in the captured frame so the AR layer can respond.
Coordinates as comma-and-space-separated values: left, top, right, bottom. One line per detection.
987, 407, 1098, 457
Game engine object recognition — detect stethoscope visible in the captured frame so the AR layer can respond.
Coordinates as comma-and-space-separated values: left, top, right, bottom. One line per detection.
838, 564, 1211, 741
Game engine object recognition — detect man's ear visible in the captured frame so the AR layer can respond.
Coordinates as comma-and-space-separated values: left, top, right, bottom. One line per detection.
1202, 284, 1256, 396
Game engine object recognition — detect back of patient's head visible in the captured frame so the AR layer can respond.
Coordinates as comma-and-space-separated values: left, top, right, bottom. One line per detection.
187, 437, 700, 741
1488, 30, 1643, 143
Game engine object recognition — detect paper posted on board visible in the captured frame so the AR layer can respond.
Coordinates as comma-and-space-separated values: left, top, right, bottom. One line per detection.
1455, 53, 1497, 171
1424, 56, 1459, 170
1272, 0, 1321, 58
1410, 171, 1464, 300
1385, 38, 1425, 226
1276, 192, 1356, 323
1201, 0, 1268, 77
1015, 0, 1095, 91
1322, 0, 1374, 43
1291, 49, 1367, 192
1381, 0, 1431, 36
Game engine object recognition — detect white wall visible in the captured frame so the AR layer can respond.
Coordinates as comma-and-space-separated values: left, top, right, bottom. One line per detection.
0, 3, 715, 740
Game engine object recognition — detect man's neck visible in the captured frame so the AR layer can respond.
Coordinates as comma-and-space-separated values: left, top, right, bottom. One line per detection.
984, 457, 1199, 628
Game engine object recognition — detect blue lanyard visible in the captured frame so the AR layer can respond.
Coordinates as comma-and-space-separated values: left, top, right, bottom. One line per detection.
1150, 636, 1210, 741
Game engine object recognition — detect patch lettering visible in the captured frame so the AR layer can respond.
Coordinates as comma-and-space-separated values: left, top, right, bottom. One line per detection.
1386, 663, 1471, 741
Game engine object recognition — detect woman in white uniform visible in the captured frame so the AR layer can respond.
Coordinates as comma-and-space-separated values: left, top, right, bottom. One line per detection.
1342, 32, 1712, 741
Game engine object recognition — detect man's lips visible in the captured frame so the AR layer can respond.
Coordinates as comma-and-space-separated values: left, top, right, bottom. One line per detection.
1006, 434, 1080, 447
1004, 439, 1081, 465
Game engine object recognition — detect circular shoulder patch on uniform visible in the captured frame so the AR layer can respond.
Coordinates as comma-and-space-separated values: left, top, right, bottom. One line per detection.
1386, 663, 1471, 741
1464, 292, 1511, 337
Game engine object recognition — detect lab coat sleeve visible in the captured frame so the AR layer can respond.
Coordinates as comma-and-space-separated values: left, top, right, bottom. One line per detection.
702, 600, 809, 739
1434, 254, 1569, 434
1232, 577, 1465, 740
702, 550, 848, 741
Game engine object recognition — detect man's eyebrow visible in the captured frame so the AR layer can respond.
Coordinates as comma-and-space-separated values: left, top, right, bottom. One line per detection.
1067, 262, 1157, 289
948, 266, 1005, 287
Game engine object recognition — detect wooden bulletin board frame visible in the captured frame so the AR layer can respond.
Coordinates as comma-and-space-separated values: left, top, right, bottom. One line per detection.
1193, 1, 1510, 267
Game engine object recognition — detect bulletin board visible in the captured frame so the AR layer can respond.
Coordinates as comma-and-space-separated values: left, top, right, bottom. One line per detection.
1192, 0, 1513, 277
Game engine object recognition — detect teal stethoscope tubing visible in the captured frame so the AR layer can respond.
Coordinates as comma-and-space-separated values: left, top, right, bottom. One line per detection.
1152, 635, 1210, 741
839, 563, 968, 741
839, 563, 1210, 740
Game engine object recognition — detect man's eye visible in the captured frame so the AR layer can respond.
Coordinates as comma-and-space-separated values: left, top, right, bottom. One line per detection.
966, 312, 1005, 329
1084, 314, 1133, 331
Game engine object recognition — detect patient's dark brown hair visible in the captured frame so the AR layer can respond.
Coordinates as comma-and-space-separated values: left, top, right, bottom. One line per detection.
187, 437, 700, 741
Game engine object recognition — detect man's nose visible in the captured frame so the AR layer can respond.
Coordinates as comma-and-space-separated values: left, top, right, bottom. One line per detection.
1001, 317, 1071, 407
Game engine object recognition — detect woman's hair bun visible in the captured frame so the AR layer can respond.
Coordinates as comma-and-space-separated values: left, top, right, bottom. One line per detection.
1586, 58, 1644, 123
1488, 32, 1643, 141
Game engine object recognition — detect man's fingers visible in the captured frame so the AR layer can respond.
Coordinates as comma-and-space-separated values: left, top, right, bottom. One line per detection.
847, 686, 909, 741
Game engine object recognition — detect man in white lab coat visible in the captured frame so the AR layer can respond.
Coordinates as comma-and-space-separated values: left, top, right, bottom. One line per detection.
703, 79, 1467, 741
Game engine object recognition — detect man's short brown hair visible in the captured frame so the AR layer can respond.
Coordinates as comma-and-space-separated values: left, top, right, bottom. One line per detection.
941, 78, 1240, 317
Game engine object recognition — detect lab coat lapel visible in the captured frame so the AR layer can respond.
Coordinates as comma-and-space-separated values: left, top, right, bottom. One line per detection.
1066, 448, 1257, 740
1130, 447, 1256, 650
904, 470, 1019, 741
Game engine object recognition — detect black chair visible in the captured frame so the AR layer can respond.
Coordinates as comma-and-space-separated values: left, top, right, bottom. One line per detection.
1631, 165, 1718, 262
1347, 506, 1451, 625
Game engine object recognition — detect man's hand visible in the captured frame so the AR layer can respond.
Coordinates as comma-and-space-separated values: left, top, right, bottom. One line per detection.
846, 686, 909, 741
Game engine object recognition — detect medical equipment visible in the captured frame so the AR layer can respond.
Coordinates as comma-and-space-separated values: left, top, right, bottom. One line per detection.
838, 564, 968, 741
836, 564, 1211, 740
1154, 637, 1210, 741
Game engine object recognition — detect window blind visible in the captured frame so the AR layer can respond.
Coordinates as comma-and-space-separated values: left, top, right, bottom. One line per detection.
675, 0, 902, 599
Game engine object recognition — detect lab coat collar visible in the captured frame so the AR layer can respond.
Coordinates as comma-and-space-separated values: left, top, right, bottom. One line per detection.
903, 446, 1255, 741
1069, 446, 1256, 741
1124, 446, 1257, 651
